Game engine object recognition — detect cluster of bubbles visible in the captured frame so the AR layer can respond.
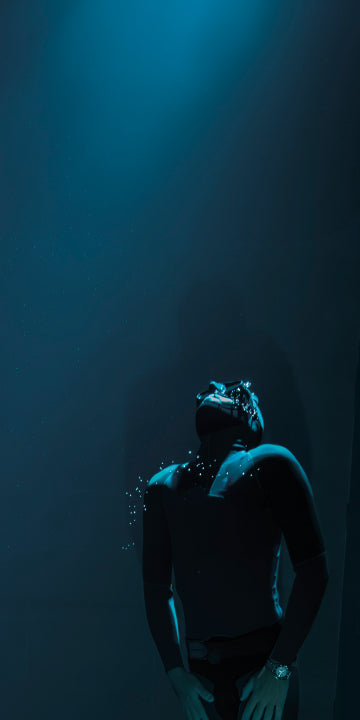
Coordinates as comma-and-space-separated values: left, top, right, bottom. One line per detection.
119, 446, 259, 551
121, 475, 143, 550
120, 450, 194, 551
184, 453, 222, 486
120, 475, 145, 551
228, 381, 259, 419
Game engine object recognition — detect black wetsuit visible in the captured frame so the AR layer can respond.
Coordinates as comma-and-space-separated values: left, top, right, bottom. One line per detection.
142, 442, 329, 718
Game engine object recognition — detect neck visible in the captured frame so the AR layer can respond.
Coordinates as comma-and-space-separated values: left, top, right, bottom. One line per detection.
196, 425, 247, 467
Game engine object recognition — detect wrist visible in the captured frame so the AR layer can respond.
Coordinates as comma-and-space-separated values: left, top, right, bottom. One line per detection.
166, 666, 185, 676
265, 657, 292, 680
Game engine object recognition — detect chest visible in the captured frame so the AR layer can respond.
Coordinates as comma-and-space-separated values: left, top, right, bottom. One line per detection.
163, 464, 277, 556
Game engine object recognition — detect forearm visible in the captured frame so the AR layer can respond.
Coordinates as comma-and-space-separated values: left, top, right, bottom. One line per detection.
143, 580, 184, 672
269, 553, 330, 666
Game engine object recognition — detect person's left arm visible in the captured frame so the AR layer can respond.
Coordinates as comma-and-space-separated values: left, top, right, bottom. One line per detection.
240, 449, 330, 720
259, 448, 330, 666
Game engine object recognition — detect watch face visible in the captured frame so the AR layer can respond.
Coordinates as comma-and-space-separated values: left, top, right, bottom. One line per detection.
277, 667, 288, 678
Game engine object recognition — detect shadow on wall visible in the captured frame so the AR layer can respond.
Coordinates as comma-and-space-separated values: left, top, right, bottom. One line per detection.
0, 274, 311, 614
123, 274, 312, 561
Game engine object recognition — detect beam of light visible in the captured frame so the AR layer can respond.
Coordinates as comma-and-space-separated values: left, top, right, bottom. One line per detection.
47, 0, 276, 182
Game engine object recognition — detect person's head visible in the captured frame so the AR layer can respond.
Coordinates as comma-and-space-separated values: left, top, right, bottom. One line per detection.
195, 379, 264, 449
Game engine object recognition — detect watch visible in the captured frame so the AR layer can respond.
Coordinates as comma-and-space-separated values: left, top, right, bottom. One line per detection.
265, 657, 292, 680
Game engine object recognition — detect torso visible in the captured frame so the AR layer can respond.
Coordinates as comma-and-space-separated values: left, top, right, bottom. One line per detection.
156, 445, 285, 641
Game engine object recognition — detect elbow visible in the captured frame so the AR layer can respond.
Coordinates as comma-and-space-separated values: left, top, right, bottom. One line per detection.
321, 553, 330, 585
143, 580, 174, 599
294, 552, 330, 586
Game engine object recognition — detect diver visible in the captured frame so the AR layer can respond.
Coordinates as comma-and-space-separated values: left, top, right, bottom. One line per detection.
142, 380, 329, 719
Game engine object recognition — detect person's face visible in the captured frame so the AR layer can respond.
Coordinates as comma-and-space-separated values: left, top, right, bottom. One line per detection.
195, 379, 264, 438
196, 380, 235, 415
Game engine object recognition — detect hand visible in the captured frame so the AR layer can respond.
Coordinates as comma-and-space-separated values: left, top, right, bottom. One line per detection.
240, 666, 290, 720
167, 666, 215, 720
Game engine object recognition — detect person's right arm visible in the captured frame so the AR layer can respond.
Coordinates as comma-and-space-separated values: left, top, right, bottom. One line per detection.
142, 477, 215, 719
142, 478, 183, 672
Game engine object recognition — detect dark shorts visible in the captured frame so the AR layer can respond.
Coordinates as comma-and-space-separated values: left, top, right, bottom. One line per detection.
186, 635, 300, 720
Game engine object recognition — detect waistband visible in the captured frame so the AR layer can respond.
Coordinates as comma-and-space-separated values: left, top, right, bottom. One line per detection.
186, 622, 283, 662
